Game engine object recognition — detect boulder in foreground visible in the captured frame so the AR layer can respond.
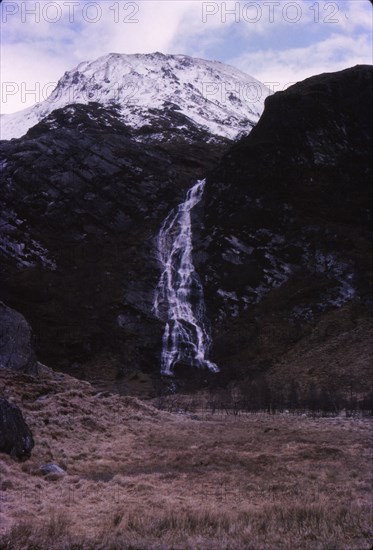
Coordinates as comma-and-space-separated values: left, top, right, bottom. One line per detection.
0, 398, 34, 459
0, 302, 38, 374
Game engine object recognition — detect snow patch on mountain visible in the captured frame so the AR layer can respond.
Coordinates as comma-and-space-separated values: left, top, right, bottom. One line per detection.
1, 52, 269, 141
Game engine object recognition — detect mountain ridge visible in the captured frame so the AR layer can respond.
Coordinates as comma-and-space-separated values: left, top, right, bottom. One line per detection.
1, 52, 269, 141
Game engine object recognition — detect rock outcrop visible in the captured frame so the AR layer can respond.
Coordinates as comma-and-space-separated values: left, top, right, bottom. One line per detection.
0, 398, 34, 459
0, 302, 38, 373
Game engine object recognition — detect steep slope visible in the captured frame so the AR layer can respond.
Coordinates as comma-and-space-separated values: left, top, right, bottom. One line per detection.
0, 100, 230, 391
1, 52, 268, 141
197, 65, 373, 395
0, 53, 270, 390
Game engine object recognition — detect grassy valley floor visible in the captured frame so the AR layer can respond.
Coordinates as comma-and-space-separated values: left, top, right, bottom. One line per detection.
0, 368, 372, 550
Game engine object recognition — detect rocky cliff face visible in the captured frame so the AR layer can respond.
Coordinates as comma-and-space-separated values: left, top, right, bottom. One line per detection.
0, 99, 231, 389
0, 60, 371, 398
197, 65, 373, 393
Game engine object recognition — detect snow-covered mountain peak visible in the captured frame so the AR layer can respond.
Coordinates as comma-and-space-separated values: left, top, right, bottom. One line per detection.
1, 52, 269, 141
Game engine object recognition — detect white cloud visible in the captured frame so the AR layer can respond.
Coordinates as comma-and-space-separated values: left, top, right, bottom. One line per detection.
71, 1, 197, 59
339, 0, 373, 32
230, 33, 373, 91
0, 0, 197, 113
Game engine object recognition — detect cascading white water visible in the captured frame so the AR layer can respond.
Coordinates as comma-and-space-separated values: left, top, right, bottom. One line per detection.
153, 179, 219, 376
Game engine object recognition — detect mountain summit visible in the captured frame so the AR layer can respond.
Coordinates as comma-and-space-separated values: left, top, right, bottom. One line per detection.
1, 52, 268, 141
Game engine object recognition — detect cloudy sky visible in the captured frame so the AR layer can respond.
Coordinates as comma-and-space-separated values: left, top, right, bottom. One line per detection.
1, 0, 372, 113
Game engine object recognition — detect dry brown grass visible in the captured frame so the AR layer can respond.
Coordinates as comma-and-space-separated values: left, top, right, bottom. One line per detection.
270, 307, 373, 396
0, 368, 372, 549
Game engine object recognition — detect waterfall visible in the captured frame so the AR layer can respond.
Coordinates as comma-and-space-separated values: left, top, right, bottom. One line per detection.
153, 179, 219, 376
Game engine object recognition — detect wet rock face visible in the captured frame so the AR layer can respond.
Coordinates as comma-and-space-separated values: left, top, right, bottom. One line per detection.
0, 398, 34, 459
0, 302, 38, 374
0, 102, 229, 382
198, 65, 373, 376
